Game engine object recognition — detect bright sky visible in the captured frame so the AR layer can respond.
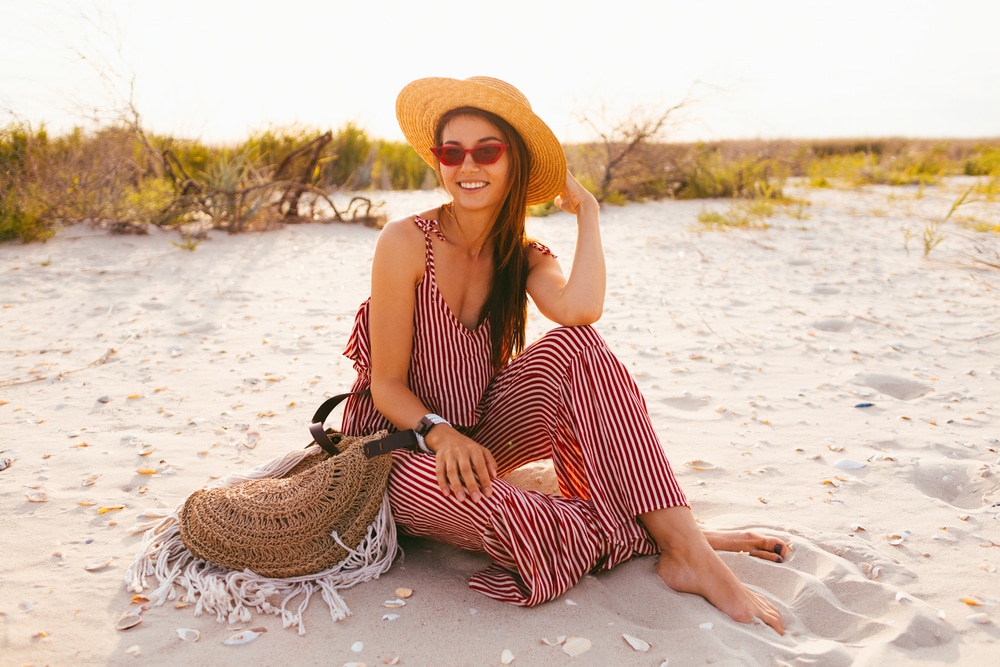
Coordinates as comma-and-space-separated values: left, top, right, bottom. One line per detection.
3, 0, 999, 145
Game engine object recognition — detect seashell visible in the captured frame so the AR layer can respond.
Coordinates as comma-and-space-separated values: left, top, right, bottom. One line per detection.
501, 648, 515, 664
116, 610, 143, 630
223, 628, 265, 645
821, 479, 839, 487
685, 460, 718, 471
967, 612, 991, 625
244, 432, 260, 448
622, 633, 651, 652
850, 523, 866, 532
541, 636, 566, 646
343, 663, 366, 667
896, 591, 916, 603
827, 444, 845, 452
25, 489, 48, 502
383, 658, 400, 665
962, 595, 986, 607
97, 506, 125, 514
699, 622, 714, 630
82, 475, 99, 487
0, 457, 12, 472
138, 444, 155, 456
834, 458, 866, 470
888, 534, 906, 546
394, 587, 413, 598
351, 640, 364, 652
565, 599, 577, 606
176, 628, 200, 642
562, 637, 591, 657
85, 559, 113, 572
381, 613, 400, 621
383, 598, 406, 608
125, 645, 142, 657
136, 468, 156, 475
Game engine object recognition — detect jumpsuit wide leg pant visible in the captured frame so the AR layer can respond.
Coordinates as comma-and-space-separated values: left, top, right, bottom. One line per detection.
384, 326, 689, 607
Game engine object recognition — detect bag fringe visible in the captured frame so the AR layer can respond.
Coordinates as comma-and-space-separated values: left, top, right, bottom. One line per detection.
124, 446, 399, 635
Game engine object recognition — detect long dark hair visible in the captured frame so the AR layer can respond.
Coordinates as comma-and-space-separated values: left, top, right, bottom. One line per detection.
435, 107, 531, 372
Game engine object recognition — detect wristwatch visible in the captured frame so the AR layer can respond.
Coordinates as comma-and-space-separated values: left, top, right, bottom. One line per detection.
414, 414, 449, 455
416, 413, 449, 437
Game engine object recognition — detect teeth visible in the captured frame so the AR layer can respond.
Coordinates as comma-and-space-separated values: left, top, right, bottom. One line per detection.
460, 181, 487, 189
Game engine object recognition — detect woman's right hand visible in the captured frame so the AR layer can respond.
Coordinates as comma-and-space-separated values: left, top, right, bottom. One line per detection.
427, 426, 498, 503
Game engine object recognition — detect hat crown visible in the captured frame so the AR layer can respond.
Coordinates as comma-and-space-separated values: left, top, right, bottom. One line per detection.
464, 76, 533, 111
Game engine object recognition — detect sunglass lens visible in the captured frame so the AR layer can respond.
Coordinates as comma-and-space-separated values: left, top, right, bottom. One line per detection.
436, 147, 465, 166
472, 145, 504, 164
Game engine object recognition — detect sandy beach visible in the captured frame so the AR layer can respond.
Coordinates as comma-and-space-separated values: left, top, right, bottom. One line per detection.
2, 180, 998, 666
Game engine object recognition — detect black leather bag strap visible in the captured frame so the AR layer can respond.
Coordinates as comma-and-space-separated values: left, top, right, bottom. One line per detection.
309, 389, 420, 458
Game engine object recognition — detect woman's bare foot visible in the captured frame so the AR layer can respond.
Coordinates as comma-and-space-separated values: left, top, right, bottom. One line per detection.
640, 507, 785, 635
703, 529, 790, 564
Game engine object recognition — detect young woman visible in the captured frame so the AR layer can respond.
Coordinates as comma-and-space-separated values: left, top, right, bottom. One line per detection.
341, 76, 787, 634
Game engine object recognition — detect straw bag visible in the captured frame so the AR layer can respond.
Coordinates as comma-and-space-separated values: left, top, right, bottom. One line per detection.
125, 391, 420, 632
178, 391, 415, 577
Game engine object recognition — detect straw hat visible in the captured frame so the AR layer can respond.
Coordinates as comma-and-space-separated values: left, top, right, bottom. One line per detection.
396, 76, 567, 206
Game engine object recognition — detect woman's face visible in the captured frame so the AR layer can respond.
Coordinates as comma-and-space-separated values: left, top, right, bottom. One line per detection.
437, 114, 510, 216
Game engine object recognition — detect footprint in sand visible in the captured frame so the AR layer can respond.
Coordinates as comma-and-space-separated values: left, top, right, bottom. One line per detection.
720, 531, 956, 665
900, 456, 995, 508
812, 318, 854, 333
660, 394, 721, 421
854, 373, 932, 401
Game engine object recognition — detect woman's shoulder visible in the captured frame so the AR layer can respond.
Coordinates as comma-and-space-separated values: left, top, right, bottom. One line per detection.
373, 210, 440, 273
379, 208, 441, 239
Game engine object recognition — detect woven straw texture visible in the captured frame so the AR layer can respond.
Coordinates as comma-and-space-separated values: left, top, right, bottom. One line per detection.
178, 431, 393, 578
396, 76, 567, 206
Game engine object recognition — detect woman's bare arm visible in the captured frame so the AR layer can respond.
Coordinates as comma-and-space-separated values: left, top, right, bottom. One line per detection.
527, 171, 605, 326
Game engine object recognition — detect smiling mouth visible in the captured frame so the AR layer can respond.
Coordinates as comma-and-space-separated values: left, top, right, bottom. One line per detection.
459, 181, 487, 191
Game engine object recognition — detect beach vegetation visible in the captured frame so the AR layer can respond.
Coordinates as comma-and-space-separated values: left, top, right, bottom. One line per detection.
571, 99, 689, 204
4, 112, 1000, 244
674, 145, 789, 200
696, 199, 774, 230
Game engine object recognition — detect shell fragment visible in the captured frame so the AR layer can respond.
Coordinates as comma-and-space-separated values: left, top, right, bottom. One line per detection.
562, 637, 592, 657
223, 628, 266, 645
623, 633, 651, 652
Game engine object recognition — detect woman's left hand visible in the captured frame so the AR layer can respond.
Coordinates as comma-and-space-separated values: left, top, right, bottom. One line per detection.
554, 170, 598, 215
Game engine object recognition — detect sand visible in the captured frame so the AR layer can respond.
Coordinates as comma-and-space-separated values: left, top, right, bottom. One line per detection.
1, 180, 998, 666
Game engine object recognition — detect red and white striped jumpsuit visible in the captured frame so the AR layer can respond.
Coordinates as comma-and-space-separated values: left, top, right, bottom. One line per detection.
341, 215, 688, 606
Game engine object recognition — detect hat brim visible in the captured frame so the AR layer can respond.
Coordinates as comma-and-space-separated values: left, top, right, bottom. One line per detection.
396, 77, 566, 206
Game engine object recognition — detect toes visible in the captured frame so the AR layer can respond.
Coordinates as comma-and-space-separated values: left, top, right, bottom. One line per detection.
749, 549, 783, 563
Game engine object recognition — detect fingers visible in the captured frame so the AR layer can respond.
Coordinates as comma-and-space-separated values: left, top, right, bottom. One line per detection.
434, 440, 498, 504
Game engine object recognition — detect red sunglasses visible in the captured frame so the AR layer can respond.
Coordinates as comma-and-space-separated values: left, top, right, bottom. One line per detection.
430, 143, 509, 167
